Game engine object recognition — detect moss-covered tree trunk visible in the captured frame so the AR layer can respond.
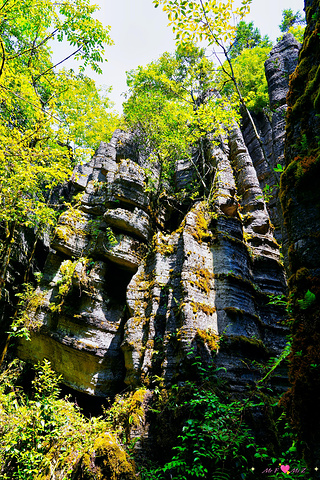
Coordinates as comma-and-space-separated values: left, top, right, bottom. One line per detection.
281, 0, 320, 470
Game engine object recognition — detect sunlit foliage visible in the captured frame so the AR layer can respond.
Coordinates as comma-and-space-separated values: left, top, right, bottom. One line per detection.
229, 20, 272, 58
218, 45, 271, 113
123, 45, 240, 197
0, 0, 118, 292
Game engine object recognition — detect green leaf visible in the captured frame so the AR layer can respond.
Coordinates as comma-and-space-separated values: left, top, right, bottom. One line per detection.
297, 290, 316, 310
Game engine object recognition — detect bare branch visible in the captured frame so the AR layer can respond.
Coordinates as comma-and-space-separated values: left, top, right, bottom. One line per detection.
0, 36, 5, 79
33, 45, 84, 82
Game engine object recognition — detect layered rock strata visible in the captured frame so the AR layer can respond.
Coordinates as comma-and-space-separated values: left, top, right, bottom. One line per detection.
17, 122, 287, 395
15, 33, 305, 397
241, 33, 301, 269
0, 182, 72, 357
17, 133, 150, 395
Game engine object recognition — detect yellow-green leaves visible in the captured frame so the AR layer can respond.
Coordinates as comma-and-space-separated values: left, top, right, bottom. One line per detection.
217, 45, 271, 113
0, 0, 118, 245
0, 0, 116, 161
55, 72, 119, 162
0, 0, 113, 76
154, 0, 252, 48
287, 25, 305, 43
124, 47, 239, 196
0, 127, 72, 230
229, 20, 272, 59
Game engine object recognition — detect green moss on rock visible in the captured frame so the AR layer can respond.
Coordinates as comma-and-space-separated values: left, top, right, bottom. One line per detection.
280, 0, 320, 464
196, 328, 219, 351
81, 432, 137, 480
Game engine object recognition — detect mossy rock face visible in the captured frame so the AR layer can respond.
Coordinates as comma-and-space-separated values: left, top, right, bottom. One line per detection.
80, 433, 137, 480
16, 111, 288, 398
196, 328, 219, 352
280, 0, 320, 465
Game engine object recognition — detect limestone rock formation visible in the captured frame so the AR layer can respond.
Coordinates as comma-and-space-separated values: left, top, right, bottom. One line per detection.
17, 119, 288, 396
279, 0, 320, 467
0, 182, 72, 357
241, 33, 301, 268
15, 34, 303, 399
17, 133, 150, 396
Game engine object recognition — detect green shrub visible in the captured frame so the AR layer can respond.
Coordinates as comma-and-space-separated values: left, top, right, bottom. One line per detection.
0, 359, 137, 480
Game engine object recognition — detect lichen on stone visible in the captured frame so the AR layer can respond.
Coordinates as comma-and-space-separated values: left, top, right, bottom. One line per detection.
196, 328, 220, 351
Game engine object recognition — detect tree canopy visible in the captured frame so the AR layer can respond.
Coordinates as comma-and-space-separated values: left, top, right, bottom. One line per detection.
153, 0, 276, 178
279, 8, 306, 33
153, 0, 252, 48
278, 8, 306, 43
0, 0, 119, 290
212, 19, 273, 114
123, 45, 240, 198
229, 20, 272, 58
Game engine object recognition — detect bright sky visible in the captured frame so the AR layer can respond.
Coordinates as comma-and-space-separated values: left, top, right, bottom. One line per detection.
58, 0, 305, 113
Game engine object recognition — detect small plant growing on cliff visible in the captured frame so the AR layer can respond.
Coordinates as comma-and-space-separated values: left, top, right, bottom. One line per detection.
260, 183, 275, 203
297, 289, 316, 310
104, 388, 147, 443
9, 284, 46, 340
106, 226, 118, 247
274, 163, 285, 173
257, 342, 291, 384
49, 259, 78, 313
58, 260, 77, 296
267, 293, 287, 307
161, 387, 254, 479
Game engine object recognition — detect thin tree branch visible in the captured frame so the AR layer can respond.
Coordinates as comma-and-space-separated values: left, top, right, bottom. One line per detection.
0, 0, 13, 12
0, 84, 61, 122
33, 45, 84, 82
0, 36, 5, 79
8, 28, 59, 60
198, 0, 280, 184
189, 151, 207, 191
152, 76, 194, 106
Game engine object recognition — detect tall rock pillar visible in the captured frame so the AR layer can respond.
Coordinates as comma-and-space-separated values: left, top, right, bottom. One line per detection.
281, 0, 320, 470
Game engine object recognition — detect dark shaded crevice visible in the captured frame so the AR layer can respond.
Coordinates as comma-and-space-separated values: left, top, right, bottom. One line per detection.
59, 384, 111, 417
104, 261, 134, 305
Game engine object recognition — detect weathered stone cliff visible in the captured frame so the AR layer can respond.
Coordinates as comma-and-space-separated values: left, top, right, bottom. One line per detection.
0, 33, 301, 403
0, 228, 49, 354
241, 33, 301, 270
0, 182, 72, 359
16, 127, 288, 397
279, 0, 320, 469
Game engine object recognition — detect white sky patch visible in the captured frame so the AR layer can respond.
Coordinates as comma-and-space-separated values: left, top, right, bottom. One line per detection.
52, 0, 305, 113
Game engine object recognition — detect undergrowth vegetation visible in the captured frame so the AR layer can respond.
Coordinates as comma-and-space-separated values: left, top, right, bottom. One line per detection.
137, 357, 308, 480
0, 352, 309, 480
0, 359, 137, 480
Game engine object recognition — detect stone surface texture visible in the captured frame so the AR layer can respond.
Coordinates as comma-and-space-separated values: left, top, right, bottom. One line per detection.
15, 37, 298, 397
17, 130, 287, 397
279, 0, 320, 467
241, 33, 300, 269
